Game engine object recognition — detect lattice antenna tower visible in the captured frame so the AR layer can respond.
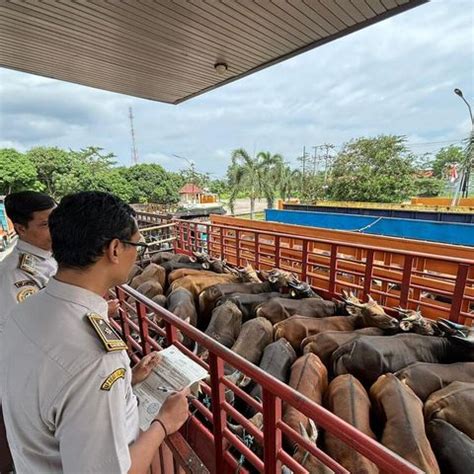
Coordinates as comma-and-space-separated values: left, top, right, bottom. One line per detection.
129, 106, 139, 165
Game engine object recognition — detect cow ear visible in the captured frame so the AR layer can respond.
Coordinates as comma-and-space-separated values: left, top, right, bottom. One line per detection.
346, 305, 360, 316
202, 262, 210, 270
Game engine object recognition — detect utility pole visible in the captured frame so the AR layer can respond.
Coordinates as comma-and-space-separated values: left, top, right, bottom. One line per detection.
129, 106, 139, 165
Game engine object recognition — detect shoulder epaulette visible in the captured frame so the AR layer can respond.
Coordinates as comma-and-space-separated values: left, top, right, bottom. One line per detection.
86, 312, 127, 352
18, 253, 38, 276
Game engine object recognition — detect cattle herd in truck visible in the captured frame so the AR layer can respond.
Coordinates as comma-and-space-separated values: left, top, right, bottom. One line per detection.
123, 251, 474, 474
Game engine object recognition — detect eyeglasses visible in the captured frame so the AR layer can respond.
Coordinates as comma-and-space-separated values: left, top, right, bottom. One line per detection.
121, 237, 149, 258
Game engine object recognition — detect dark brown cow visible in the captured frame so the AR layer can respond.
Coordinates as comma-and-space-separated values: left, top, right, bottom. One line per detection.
151, 294, 167, 307
325, 375, 378, 474
127, 263, 142, 282
424, 381, 474, 439
135, 280, 163, 299
426, 419, 474, 474
256, 297, 347, 324
167, 288, 197, 348
302, 328, 383, 367
203, 300, 242, 350
274, 302, 397, 351
226, 317, 273, 373
370, 374, 440, 474
221, 292, 285, 322
395, 361, 474, 401
283, 354, 329, 472
151, 252, 191, 265
332, 333, 474, 387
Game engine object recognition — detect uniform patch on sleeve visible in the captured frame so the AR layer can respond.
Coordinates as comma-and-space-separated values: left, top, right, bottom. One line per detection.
100, 368, 126, 391
14, 279, 38, 289
16, 286, 39, 302
87, 312, 127, 352
18, 253, 38, 276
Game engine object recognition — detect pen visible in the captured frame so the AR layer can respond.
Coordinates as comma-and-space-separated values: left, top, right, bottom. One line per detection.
155, 386, 197, 401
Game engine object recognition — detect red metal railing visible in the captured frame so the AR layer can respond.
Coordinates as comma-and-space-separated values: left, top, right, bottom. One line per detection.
173, 219, 474, 325
112, 285, 422, 474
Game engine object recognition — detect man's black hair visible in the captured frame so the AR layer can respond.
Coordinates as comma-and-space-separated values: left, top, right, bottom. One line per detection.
49, 191, 138, 268
5, 191, 56, 226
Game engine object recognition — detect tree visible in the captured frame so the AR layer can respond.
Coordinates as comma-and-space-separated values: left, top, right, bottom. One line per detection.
279, 165, 301, 201
121, 164, 181, 205
328, 135, 415, 203
26, 146, 70, 198
431, 145, 464, 179
227, 149, 283, 218
0, 148, 39, 194
413, 177, 445, 197
257, 151, 284, 209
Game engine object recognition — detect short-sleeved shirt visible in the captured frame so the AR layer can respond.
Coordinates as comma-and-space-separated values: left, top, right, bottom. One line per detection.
0, 239, 57, 332
1, 278, 139, 473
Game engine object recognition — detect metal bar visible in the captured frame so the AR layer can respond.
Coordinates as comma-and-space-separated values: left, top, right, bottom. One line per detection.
262, 389, 282, 474
363, 249, 374, 299
275, 235, 280, 268
328, 243, 338, 296
136, 300, 151, 355
255, 231, 260, 269
236, 229, 241, 267
208, 353, 226, 473
449, 263, 469, 323
399, 255, 414, 308
301, 240, 308, 282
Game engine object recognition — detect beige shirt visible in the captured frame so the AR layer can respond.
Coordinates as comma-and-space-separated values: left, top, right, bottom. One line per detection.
0, 239, 57, 332
1, 278, 139, 473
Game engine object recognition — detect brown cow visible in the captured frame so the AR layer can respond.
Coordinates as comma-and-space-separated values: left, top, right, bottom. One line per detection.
226, 317, 273, 372
325, 375, 378, 474
127, 264, 142, 282
130, 263, 166, 289
424, 381, 474, 439
135, 280, 163, 299
168, 268, 223, 285
274, 301, 397, 351
395, 361, 474, 402
169, 273, 242, 300
167, 288, 198, 349
203, 300, 242, 350
302, 328, 383, 367
283, 354, 329, 473
370, 374, 440, 474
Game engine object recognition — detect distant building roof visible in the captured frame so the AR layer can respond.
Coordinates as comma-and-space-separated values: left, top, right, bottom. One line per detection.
180, 183, 203, 194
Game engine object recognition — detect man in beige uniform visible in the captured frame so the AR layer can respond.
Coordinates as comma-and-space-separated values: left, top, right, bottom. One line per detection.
0, 191, 57, 332
1, 191, 189, 473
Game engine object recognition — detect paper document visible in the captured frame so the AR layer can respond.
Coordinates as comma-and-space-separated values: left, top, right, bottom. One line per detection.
134, 345, 208, 430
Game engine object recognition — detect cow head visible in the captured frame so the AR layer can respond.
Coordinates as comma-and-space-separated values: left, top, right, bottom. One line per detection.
227, 412, 263, 438
236, 265, 261, 283
343, 291, 399, 330
287, 277, 319, 298
397, 307, 437, 336
260, 269, 296, 289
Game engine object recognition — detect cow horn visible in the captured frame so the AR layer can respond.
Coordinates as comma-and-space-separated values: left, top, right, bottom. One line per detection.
202, 262, 210, 270
342, 289, 349, 299
299, 422, 309, 441
308, 419, 318, 443
367, 294, 376, 303
227, 421, 244, 437
238, 375, 252, 388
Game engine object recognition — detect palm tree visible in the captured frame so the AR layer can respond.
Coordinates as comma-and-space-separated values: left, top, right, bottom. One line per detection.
279, 165, 302, 201
228, 149, 283, 219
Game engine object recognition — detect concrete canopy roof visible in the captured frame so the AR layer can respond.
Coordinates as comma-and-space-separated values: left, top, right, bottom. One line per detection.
0, 0, 427, 104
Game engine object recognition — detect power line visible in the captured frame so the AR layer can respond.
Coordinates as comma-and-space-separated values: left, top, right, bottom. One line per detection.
129, 106, 139, 165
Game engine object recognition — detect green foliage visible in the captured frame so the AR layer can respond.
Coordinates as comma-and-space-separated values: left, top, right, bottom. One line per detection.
413, 177, 445, 197
121, 164, 181, 205
0, 148, 39, 194
431, 145, 464, 178
328, 135, 415, 203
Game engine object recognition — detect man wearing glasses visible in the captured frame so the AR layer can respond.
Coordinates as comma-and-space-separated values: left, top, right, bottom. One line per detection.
1, 191, 189, 473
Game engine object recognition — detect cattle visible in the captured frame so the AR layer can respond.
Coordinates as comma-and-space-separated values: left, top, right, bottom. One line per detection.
168, 268, 224, 285
135, 280, 163, 299
302, 328, 384, 368
220, 292, 285, 322
130, 263, 166, 289
226, 317, 273, 373
167, 288, 198, 349
370, 374, 440, 474
325, 375, 378, 474
426, 419, 474, 474
202, 300, 242, 352
282, 354, 328, 472
424, 381, 474, 439
397, 308, 440, 336
395, 361, 474, 402
198, 269, 296, 323
274, 300, 398, 351
233, 338, 297, 418
151, 294, 167, 307
256, 297, 348, 324
151, 252, 192, 265
127, 263, 142, 282
332, 333, 474, 387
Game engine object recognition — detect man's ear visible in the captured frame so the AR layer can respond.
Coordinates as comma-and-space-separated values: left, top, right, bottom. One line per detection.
14, 223, 27, 237
107, 238, 121, 264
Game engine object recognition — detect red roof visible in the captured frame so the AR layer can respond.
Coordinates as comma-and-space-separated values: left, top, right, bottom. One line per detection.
179, 183, 203, 194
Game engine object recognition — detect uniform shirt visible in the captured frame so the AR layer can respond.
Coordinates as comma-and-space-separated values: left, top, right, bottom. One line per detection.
0, 239, 57, 332
1, 278, 139, 473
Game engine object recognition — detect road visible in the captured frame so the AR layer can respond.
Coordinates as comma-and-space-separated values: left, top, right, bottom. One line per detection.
221, 198, 268, 216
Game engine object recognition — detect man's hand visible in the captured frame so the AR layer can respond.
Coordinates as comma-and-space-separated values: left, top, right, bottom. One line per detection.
107, 299, 120, 317
131, 352, 161, 386
154, 388, 190, 436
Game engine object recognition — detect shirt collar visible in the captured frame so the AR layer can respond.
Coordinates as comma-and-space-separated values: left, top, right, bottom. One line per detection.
45, 278, 108, 316
16, 239, 53, 260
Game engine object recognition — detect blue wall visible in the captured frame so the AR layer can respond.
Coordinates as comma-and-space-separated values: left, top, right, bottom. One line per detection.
265, 209, 474, 247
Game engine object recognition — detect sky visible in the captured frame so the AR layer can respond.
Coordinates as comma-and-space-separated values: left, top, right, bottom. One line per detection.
0, 0, 473, 178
